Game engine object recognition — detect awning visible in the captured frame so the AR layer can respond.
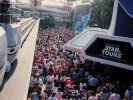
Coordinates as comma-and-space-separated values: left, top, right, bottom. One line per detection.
119, 0, 133, 17
64, 28, 107, 52
81, 34, 133, 71
65, 27, 133, 71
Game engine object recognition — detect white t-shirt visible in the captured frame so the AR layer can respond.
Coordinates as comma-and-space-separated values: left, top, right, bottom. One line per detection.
48, 96, 58, 100
54, 75, 58, 81
52, 86, 58, 93
108, 93, 121, 100
79, 82, 87, 89
88, 96, 98, 100
125, 90, 132, 100
60, 76, 66, 82
46, 75, 52, 82
33, 77, 43, 85
57, 92, 63, 100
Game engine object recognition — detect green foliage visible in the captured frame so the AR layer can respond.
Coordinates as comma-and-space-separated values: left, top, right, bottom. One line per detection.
65, 19, 73, 28
21, 10, 24, 16
89, 0, 114, 29
65, 10, 74, 28
39, 14, 55, 29
69, 10, 74, 19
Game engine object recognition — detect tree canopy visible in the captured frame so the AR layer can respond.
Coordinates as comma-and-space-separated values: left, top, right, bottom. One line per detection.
89, 0, 114, 29
40, 14, 55, 29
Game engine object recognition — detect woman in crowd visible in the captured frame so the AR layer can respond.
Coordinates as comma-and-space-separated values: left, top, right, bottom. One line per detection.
28, 25, 132, 100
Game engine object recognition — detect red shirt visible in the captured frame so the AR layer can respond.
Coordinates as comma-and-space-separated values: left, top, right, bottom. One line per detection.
53, 69, 59, 75
64, 80, 74, 86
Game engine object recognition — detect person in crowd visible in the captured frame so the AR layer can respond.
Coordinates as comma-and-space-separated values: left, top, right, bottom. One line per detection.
79, 79, 87, 90
96, 93, 102, 100
45, 81, 52, 97
52, 81, 60, 93
124, 86, 132, 100
42, 90, 48, 100
88, 91, 97, 100
70, 93, 77, 100
100, 87, 110, 100
89, 75, 99, 91
48, 92, 58, 100
33, 74, 43, 86
30, 88, 42, 100
108, 88, 121, 100
82, 97, 87, 100
28, 25, 133, 100
57, 87, 63, 100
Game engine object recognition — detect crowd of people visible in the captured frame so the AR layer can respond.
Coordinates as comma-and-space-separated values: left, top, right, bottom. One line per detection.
27, 25, 133, 100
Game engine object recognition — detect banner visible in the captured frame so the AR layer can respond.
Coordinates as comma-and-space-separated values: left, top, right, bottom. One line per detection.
84, 38, 133, 66
30, 0, 42, 6
82, 13, 90, 29
74, 13, 90, 31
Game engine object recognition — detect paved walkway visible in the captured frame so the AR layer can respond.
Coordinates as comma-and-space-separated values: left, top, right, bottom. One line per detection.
0, 19, 40, 100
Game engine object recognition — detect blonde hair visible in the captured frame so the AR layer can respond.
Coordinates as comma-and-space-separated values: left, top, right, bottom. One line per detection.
96, 93, 101, 100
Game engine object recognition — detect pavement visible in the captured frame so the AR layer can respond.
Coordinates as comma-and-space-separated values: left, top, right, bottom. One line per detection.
0, 19, 40, 100
20, 17, 32, 24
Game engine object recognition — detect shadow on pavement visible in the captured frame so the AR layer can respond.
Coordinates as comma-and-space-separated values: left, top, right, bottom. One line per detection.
0, 59, 18, 91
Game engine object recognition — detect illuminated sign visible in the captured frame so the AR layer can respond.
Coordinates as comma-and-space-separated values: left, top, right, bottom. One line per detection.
102, 44, 122, 59
81, 34, 133, 70
84, 38, 133, 66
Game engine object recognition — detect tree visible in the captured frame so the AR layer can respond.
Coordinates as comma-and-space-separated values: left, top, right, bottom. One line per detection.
39, 14, 55, 29
89, 0, 114, 29
65, 10, 74, 28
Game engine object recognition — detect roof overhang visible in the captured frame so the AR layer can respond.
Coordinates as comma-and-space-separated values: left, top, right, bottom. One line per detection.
81, 34, 133, 71
65, 28, 133, 70
64, 28, 107, 52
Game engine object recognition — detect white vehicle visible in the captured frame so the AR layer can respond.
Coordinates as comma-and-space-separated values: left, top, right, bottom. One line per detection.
32, 11, 40, 19
0, 27, 8, 86
0, 0, 21, 86
23, 11, 31, 18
